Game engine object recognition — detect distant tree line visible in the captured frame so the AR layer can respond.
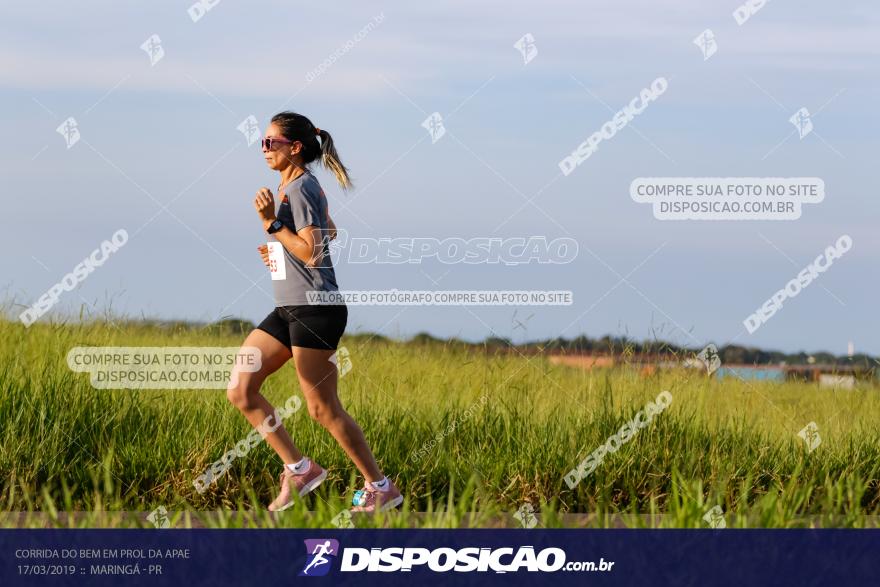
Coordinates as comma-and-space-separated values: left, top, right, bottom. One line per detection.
408, 332, 876, 367
497, 334, 877, 367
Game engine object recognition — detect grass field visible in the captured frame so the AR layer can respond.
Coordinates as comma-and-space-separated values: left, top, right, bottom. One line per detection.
2, 316, 879, 528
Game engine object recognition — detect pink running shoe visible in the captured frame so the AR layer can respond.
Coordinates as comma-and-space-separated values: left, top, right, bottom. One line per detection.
350, 479, 403, 512
268, 461, 327, 512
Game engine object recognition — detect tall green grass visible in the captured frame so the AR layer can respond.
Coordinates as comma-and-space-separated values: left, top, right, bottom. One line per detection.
2, 317, 879, 528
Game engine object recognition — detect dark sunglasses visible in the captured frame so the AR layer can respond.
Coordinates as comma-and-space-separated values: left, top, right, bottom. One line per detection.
261, 136, 294, 150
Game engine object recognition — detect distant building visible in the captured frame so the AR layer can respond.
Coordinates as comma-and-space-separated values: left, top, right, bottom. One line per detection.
715, 366, 786, 382
716, 364, 866, 386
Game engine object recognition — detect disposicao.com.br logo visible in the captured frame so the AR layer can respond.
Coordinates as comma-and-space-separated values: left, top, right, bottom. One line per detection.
299, 539, 614, 575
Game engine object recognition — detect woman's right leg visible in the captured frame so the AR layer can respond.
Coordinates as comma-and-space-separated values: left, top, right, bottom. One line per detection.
292, 345, 382, 482
226, 328, 303, 464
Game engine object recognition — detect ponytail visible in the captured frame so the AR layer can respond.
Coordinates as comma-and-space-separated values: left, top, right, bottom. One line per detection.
316, 129, 353, 190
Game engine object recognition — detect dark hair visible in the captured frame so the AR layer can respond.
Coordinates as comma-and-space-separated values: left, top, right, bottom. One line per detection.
270, 111, 353, 189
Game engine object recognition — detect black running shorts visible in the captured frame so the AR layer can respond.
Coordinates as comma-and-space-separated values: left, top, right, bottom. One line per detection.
256, 305, 348, 350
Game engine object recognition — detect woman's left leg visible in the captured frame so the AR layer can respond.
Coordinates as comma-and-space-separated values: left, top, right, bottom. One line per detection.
292, 346, 383, 482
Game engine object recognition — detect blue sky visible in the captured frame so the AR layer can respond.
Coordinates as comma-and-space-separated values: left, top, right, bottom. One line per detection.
2, 1, 878, 354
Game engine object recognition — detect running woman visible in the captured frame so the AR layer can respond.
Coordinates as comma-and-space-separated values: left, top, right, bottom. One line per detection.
226, 111, 402, 512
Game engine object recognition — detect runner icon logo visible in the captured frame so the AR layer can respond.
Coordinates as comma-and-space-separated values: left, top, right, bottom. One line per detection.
300, 539, 339, 577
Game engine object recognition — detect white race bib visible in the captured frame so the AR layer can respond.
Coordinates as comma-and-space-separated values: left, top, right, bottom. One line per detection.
267, 242, 286, 280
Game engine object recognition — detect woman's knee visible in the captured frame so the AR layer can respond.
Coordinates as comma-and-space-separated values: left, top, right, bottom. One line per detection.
226, 372, 262, 410
306, 396, 343, 426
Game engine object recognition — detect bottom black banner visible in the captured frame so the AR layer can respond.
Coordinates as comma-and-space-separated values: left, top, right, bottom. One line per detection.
1, 529, 876, 586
